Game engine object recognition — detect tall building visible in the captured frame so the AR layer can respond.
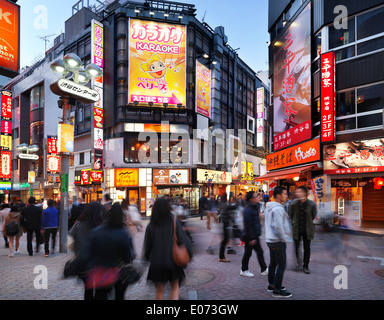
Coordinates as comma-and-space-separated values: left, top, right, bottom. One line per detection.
60, 0, 270, 215
266, 0, 384, 228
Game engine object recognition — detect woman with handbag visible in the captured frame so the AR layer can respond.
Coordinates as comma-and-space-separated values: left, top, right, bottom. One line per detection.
82, 202, 135, 300
143, 197, 192, 300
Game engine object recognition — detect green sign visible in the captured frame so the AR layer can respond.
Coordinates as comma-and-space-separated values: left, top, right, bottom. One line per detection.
60, 173, 69, 193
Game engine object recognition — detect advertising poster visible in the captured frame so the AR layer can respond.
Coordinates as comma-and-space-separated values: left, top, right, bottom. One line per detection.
196, 60, 211, 118
58, 124, 74, 153
311, 175, 327, 222
128, 19, 186, 106
256, 87, 264, 148
273, 4, 311, 151
324, 139, 384, 174
0, 0, 19, 73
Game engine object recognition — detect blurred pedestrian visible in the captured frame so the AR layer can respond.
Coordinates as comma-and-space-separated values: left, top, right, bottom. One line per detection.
102, 193, 113, 221
68, 202, 104, 300
219, 194, 238, 262
240, 191, 268, 277
2, 206, 22, 257
41, 199, 59, 257
82, 203, 135, 300
199, 193, 208, 220
143, 198, 192, 300
265, 186, 292, 298
288, 186, 317, 274
21, 197, 42, 256
0, 203, 11, 248
69, 198, 86, 230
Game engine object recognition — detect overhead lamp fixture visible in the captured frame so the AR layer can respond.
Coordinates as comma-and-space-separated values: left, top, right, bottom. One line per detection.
63, 53, 82, 71
16, 143, 28, 151
293, 176, 300, 182
50, 59, 69, 77
85, 63, 102, 79
134, 9, 140, 13
282, 13, 287, 27
149, 11, 155, 16
178, 15, 183, 20
202, 53, 209, 59
148, 101, 154, 107
134, 100, 139, 106
212, 60, 218, 65
77, 71, 90, 85
164, 13, 169, 18
28, 145, 40, 153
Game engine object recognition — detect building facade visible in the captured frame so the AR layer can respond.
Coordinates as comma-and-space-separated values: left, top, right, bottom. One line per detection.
266, 0, 384, 228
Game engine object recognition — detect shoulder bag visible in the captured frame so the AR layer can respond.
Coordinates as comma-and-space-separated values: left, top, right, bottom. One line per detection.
172, 218, 190, 267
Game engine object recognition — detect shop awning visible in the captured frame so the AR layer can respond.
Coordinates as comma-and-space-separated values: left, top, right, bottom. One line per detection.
255, 164, 318, 181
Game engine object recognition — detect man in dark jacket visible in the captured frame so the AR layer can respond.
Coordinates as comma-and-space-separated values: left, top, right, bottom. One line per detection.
219, 194, 238, 262
240, 191, 268, 277
21, 197, 42, 256
288, 186, 317, 274
198, 193, 208, 220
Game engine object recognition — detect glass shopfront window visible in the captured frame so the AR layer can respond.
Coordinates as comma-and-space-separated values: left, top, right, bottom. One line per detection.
329, 17, 355, 49
337, 90, 355, 116
357, 6, 384, 40
356, 83, 384, 114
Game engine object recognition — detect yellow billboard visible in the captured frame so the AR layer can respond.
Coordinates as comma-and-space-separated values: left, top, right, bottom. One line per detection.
128, 19, 186, 106
196, 61, 211, 118
58, 124, 74, 153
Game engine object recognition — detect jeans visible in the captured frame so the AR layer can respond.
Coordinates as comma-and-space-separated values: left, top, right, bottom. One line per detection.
44, 228, 58, 254
27, 228, 41, 255
219, 223, 230, 259
294, 232, 311, 268
267, 242, 286, 292
241, 237, 267, 272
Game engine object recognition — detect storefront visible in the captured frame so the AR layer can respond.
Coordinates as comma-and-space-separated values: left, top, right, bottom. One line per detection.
195, 168, 232, 199
324, 138, 384, 228
74, 169, 103, 203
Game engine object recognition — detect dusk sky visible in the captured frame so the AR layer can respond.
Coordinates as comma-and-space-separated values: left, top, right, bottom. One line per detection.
17, 0, 269, 73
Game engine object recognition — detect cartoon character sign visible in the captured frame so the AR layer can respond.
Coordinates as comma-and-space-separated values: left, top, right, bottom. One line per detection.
128, 19, 186, 106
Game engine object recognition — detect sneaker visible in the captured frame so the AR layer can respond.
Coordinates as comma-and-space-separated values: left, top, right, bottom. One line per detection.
8, 253, 14, 258
261, 268, 268, 276
44, 253, 49, 257
303, 267, 310, 274
219, 258, 230, 263
272, 289, 292, 298
267, 285, 286, 293
237, 242, 245, 247
240, 270, 255, 277
15, 249, 20, 254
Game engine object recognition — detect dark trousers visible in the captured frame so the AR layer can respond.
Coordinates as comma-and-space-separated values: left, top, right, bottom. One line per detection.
219, 224, 230, 259
267, 242, 286, 292
3, 236, 8, 247
94, 280, 129, 300
27, 228, 41, 255
294, 232, 311, 268
241, 238, 267, 272
44, 228, 58, 254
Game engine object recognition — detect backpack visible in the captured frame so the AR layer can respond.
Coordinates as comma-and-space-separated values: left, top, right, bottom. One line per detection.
6, 220, 19, 235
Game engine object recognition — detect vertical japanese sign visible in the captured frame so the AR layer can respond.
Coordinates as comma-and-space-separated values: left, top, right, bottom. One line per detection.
128, 19, 186, 106
256, 87, 264, 148
1, 90, 12, 151
320, 52, 336, 143
196, 60, 211, 118
0, 0, 19, 74
0, 150, 11, 180
91, 20, 104, 171
46, 135, 60, 174
311, 175, 327, 222
273, 4, 311, 151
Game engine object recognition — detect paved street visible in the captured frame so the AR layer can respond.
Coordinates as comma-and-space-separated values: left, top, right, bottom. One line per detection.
0, 217, 383, 300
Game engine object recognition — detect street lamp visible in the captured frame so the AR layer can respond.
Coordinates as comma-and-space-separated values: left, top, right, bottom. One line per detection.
50, 53, 102, 253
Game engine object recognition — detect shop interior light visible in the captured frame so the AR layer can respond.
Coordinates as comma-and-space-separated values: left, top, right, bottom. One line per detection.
164, 13, 169, 17
134, 9, 140, 13
178, 15, 183, 20
149, 11, 155, 16
293, 176, 300, 181
131, 146, 135, 151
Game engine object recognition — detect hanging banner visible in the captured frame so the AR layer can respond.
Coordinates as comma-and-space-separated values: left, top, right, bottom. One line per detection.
256, 87, 265, 148
320, 51, 336, 143
311, 175, 327, 222
128, 19, 186, 106
273, 4, 311, 151
47, 155, 61, 173
47, 136, 58, 154
0, 150, 11, 180
196, 60, 211, 118
57, 124, 74, 153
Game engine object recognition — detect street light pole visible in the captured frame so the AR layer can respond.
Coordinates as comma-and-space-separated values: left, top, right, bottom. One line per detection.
59, 97, 71, 253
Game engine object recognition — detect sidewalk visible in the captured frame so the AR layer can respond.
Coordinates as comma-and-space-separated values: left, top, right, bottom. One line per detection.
0, 217, 383, 300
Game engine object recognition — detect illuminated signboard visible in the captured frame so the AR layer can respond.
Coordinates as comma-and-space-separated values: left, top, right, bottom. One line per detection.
267, 138, 320, 171
273, 4, 311, 151
47, 155, 61, 173
323, 139, 384, 174
320, 51, 336, 143
0, 0, 19, 74
256, 87, 264, 148
0, 90, 12, 151
57, 124, 74, 153
196, 60, 211, 118
115, 168, 139, 187
128, 19, 186, 106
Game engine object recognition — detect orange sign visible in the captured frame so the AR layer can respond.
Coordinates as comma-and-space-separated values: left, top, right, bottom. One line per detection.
267, 138, 320, 171
0, 0, 19, 73
114, 168, 139, 187
144, 123, 170, 133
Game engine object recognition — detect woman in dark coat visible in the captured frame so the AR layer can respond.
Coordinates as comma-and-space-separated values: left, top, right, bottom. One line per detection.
143, 197, 192, 300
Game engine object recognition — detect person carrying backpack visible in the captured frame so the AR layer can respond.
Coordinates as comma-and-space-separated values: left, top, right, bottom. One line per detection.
3, 206, 22, 258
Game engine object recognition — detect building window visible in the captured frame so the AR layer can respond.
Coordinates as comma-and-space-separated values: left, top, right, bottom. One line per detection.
356, 83, 384, 114
337, 118, 356, 132
335, 45, 355, 62
30, 85, 44, 111
329, 17, 355, 49
357, 114, 382, 128
357, 36, 384, 55
313, 31, 322, 59
12, 127, 19, 139
79, 152, 84, 165
30, 121, 44, 145
357, 6, 384, 40
337, 90, 356, 116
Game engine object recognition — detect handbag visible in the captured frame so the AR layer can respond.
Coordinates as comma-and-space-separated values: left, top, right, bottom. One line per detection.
85, 266, 119, 289
172, 218, 190, 268
119, 262, 142, 285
